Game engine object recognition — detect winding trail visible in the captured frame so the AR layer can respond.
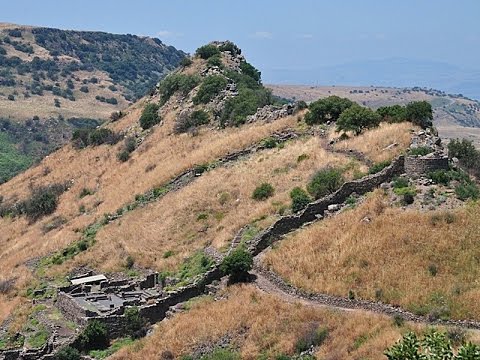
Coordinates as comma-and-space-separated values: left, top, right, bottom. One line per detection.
251, 254, 480, 331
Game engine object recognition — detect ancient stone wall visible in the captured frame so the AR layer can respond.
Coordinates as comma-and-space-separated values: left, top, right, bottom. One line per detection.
404, 155, 449, 178
55, 292, 88, 326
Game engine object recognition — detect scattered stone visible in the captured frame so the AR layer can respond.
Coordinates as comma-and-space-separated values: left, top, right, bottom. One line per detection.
327, 204, 341, 212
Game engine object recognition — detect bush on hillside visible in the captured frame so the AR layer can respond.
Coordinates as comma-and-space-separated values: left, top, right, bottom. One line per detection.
180, 57, 193, 67
290, 187, 311, 212
78, 320, 108, 351
448, 138, 480, 175
157, 74, 200, 104
220, 246, 253, 282
405, 101, 433, 129
252, 183, 274, 200
19, 183, 68, 221
377, 104, 407, 123
139, 103, 161, 129
336, 104, 381, 135
124, 306, 147, 338
88, 128, 119, 146
54, 346, 80, 360
239, 61, 261, 83
385, 330, 480, 359
218, 41, 241, 56
455, 182, 479, 201
174, 110, 210, 134
304, 96, 354, 125
221, 86, 272, 126
193, 75, 228, 104
307, 167, 344, 199
207, 54, 223, 68
195, 44, 220, 59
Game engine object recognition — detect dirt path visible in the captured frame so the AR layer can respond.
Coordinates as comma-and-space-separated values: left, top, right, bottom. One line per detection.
251, 256, 480, 331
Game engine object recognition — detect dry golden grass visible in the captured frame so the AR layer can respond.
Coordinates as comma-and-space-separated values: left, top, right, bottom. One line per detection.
333, 122, 414, 163
60, 135, 359, 273
265, 191, 480, 320
112, 285, 421, 360
0, 111, 299, 315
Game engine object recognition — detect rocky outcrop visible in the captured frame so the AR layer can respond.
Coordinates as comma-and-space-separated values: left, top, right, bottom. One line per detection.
246, 104, 297, 124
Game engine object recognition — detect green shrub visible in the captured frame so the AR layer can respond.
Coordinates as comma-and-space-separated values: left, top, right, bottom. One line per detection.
402, 192, 415, 205
408, 146, 433, 156
207, 54, 223, 68
117, 150, 130, 162
252, 183, 274, 200
428, 170, 451, 185
385, 330, 480, 359
78, 320, 108, 351
304, 96, 354, 125
218, 41, 241, 55
290, 187, 311, 212
21, 184, 67, 221
174, 110, 210, 134
376, 105, 407, 123
336, 104, 381, 135
392, 177, 409, 189
180, 57, 193, 67
54, 346, 81, 360
307, 167, 344, 199
448, 138, 480, 176
405, 101, 433, 129
157, 74, 200, 104
193, 76, 228, 104
296, 100, 308, 110
139, 103, 161, 130
200, 348, 241, 360
220, 246, 253, 282
262, 137, 278, 149
369, 160, 391, 174
195, 44, 220, 59
79, 188, 93, 198
239, 61, 261, 83
455, 182, 479, 201
88, 128, 119, 146
124, 306, 146, 338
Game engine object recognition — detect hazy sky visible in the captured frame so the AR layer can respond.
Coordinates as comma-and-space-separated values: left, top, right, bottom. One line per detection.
3, 0, 480, 84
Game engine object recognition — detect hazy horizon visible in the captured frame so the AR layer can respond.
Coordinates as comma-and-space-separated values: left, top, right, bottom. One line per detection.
3, 0, 480, 99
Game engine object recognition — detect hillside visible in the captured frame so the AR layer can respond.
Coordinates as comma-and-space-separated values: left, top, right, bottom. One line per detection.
1, 41, 480, 359
268, 84, 480, 147
0, 23, 185, 183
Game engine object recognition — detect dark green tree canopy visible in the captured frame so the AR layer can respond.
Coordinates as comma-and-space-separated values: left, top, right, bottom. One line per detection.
336, 104, 381, 135
405, 101, 433, 128
305, 96, 354, 125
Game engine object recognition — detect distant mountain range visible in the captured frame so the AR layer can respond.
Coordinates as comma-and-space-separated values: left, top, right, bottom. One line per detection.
265, 58, 480, 100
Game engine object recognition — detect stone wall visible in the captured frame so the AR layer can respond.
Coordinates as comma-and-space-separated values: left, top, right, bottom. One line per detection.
55, 292, 88, 326
404, 155, 449, 178
249, 155, 405, 255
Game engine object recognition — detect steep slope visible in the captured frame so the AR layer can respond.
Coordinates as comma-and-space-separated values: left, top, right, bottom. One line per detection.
1, 41, 479, 359
0, 23, 185, 183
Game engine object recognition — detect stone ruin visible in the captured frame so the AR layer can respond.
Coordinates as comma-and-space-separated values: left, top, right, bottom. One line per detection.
404, 128, 449, 178
56, 271, 163, 326
245, 103, 297, 123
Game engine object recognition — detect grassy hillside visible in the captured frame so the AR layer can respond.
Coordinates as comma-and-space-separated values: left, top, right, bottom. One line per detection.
0, 23, 185, 183
1, 41, 479, 359
269, 84, 480, 147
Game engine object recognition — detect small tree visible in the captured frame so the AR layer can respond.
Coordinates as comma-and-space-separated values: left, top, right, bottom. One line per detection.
252, 183, 274, 200
307, 167, 344, 199
336, 104, 381, 135
124, 306, 147, 338
193, 75, 228, 104
377, 105, 407, 123
54, 346, 80, 360
139, 103, 161, 129
290, 187, 311, 212
78, 320, 108, 351
405, 101, 433, 128
220, 246, 253, 282
304, 96, 354, 125
195, 44, 220, 59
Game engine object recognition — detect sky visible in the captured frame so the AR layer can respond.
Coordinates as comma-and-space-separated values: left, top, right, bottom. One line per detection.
2, 0, 480, 93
